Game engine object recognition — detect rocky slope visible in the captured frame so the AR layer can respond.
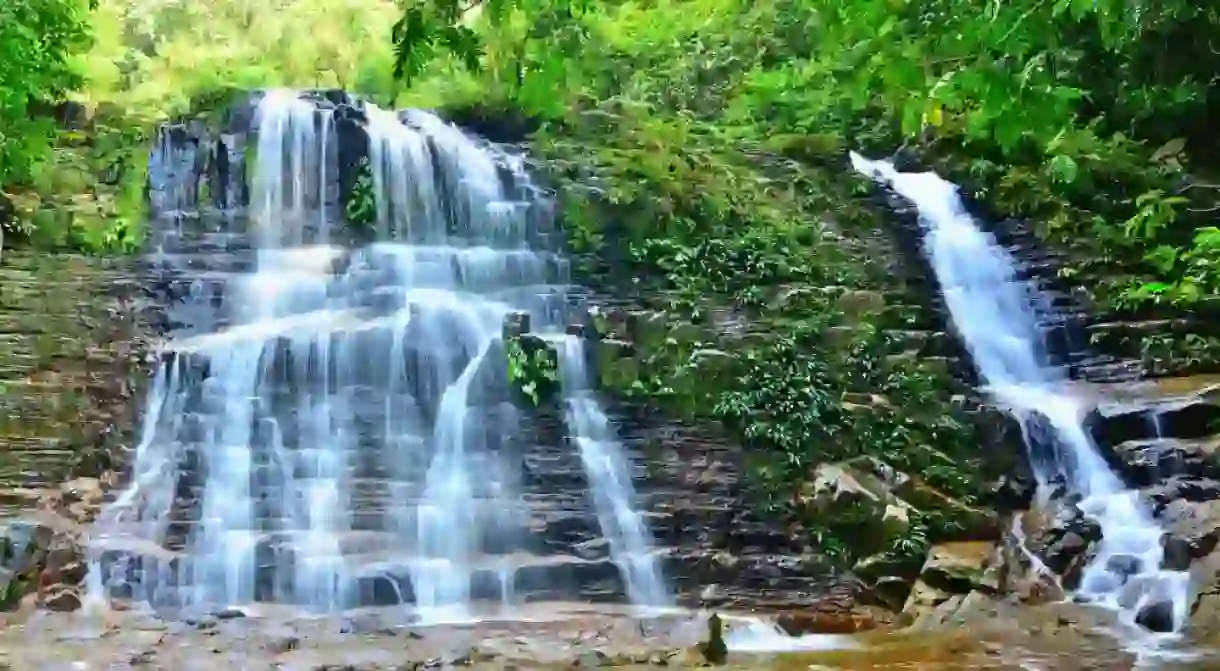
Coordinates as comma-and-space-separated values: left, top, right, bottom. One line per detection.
841, 180, 1220, 645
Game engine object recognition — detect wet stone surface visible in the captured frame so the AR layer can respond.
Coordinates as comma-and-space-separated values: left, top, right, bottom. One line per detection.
0, 600, 1218, 670
0, 252, 147, 518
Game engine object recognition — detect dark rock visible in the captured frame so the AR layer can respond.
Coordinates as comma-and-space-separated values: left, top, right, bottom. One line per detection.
1089, 381, 1220, 449
1144, 476, 1220, 507
1106, 435, 1220, 488
1103, 554, 1141, 579
1045, 532, 1088, 574
1135, 599, 1176, 633
42, 586, 82, 612
1162, 535, 1192, 571
212, 607, 246, 620
574, 650, 612, 668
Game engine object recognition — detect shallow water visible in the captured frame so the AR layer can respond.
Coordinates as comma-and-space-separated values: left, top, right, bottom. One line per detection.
2, 600, 1217, 670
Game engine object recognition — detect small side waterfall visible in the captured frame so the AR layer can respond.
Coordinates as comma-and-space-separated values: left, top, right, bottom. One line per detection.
560, 335, 668, 606
849, 153, 1191, 633
89, 89, 667, 617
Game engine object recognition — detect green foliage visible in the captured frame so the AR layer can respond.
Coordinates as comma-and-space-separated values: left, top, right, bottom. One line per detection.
0, 0, 92, 183
0, 0, 93, 241
392, 0, 595, 115
6, 0, 406, 253
344, 156, 377, 232
505, 334, 560, 406
396, 0, 1220, 321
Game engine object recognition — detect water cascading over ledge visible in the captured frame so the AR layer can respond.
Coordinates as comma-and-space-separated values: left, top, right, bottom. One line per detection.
89, 89, 667, 616
849, 153, 1191, 636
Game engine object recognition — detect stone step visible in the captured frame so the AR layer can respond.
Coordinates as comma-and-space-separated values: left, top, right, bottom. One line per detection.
1076, 358, 1145, 383
1102, 434, 1220, 488
1081, 376, 1220, 448
93, 527, 823, 609
166, 477, 665, 537
95, 535, 647, 607
143, 251, 257, 275
148, 229, 253, 255
346, 551, 639, 606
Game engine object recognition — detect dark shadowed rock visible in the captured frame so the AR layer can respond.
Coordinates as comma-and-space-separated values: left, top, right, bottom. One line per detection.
1162, 535, 1192, 571
1135, 599, 1175, 633
1085, 378, 1220, 450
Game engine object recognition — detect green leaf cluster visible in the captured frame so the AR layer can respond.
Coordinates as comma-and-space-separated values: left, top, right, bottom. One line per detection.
395, 0, 1220, 318
505, 334, 561, 406
0, 0, 92, 238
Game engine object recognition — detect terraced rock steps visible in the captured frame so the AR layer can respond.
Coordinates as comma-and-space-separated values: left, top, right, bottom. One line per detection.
88, 90, 849, 615
0, 254, 144, 517
106, 226, 832, 608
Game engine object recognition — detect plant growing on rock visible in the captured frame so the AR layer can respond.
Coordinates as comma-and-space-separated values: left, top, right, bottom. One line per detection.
505, 332, 561, 407
343, 156, 377, 233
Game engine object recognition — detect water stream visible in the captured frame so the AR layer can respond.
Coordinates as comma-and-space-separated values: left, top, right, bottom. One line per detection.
89, 89, 667, 617
849, 153, 1191, 633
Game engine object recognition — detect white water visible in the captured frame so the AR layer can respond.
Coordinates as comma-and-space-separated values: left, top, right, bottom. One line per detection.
721, 615, 857, 653
849, 152, 1190, 633
89, 89, 665, 615
560, 335, 669, 606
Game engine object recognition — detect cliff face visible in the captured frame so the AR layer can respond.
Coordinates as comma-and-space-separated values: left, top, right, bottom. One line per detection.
0, 252, 150, 514
0, 250, 155, 612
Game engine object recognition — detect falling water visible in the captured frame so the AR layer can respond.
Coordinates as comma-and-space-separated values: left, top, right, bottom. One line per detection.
560, 335, 669, 606
90, 89, 665, 616
849, 153, 1190, 632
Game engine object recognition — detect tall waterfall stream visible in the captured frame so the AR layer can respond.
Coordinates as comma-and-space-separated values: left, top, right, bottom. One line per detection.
850, 153, 1192, 642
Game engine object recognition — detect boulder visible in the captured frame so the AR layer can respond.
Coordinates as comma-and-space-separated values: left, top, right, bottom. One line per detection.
796, 462, 916, 560
0, 512, 88, 612
901, 542, 995, 621
1152, 496, 1220, 641
1088, 378, 1220, 448
1135, 599, 1176, 633
1012, 499, 1100, 590
40, 476, 109, 524
1107, 435, 1220, 487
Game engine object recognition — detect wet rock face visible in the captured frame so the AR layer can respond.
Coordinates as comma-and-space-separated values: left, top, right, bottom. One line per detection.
976, 376, 1220, 640
0, 253, 152, 515
149, 89, 371, 239
0, 508, 90, 612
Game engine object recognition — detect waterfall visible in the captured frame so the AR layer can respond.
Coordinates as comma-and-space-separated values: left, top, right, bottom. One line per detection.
849, 153, 1191, 633
89, 89, 665, 617
559, 335, 669, 606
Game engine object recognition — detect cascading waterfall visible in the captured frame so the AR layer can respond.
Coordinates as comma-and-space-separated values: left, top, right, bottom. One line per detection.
559, 335, 668, 606
89, 88, 666, 617
849, 153, 1191, 632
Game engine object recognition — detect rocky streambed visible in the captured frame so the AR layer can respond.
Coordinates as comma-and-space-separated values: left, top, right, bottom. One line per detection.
7, 368, 1220, 669
0, 596, 1218, 669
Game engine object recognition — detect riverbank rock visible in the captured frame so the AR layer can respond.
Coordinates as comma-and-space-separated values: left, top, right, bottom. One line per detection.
1085, 376, 1220, 452
0, 512, 87, 612
900, 542, 996, 622
1049, 376, 1220, 642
